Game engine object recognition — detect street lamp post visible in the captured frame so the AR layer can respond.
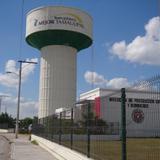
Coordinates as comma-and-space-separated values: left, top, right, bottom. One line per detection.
7, 60, 37, 138
0, 97, 2, 114
15, 61, 22, 139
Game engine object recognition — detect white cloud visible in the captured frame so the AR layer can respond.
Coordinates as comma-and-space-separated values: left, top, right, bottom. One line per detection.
107, 77, 130, 89
110, 16, 160, 65
21, 58, 38, 81
0, 58, 38, 118
0, 58, 38, 88
84, 71, 107, 86
1, 92, 38, 118
84, 71, 130, 89
5, 60, 17, 73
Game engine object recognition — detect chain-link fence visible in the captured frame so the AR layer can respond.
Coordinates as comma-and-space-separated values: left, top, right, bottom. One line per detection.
125, 77, 160, 160
0, 123, 8, 129
32, 90, 122, 160
33, 77, 160, 160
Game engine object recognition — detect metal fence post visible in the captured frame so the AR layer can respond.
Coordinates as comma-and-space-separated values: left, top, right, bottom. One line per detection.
51, 115, 54, 141
43, 117, 45, 137
87, 102, 91, 158
71, 108, 73, 149
59, 112, 62, 145
47, 116, 49, 139
48, 116, 51, 140
121, 88, 127, 160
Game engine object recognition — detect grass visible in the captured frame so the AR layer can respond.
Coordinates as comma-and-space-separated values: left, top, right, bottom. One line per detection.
60, 138, 160, 160
31, 140, 39, 145
126, 138, 160, 160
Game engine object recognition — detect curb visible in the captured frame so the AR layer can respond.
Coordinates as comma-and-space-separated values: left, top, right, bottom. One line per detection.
0, 135, 13, 160
0, 135, 13, 143
10, 142, 15, 160
32, 135, 94, 160
37, 140, 67, 160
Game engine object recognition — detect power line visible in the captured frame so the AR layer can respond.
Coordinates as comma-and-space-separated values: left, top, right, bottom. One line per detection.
158, 0, 160, 17
91, 44, 95, 90
18, 0, 25, 60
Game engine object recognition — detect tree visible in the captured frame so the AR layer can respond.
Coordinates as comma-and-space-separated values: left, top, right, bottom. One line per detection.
19, 117, 33, 129
78, 111, 108, 134
0, 112, 15, 128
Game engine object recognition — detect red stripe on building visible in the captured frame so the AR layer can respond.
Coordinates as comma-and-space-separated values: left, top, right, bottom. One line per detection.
94, 97, 101, 118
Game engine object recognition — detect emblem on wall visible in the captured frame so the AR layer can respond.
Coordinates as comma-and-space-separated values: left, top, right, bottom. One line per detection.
132, 109, 144, 123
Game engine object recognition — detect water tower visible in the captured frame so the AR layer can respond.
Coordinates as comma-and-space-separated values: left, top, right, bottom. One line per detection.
26, 6, 93, 118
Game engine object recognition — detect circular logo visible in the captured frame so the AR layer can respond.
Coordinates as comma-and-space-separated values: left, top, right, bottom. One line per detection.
132, 109, 144, 123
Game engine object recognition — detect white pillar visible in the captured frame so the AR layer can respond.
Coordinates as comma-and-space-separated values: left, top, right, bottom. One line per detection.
38, 45, 77, 118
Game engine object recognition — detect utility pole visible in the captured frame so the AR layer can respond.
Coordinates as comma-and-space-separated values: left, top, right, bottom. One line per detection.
15, 60, 37, 139
5, 106, 7, 113
0, 97, 2, 114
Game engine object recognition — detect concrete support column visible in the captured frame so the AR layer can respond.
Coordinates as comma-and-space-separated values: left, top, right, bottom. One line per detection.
38, 45, 77, 118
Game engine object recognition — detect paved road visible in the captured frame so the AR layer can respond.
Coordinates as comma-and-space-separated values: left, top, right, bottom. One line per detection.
3, 134, 58, 160
0, 135, 11, 160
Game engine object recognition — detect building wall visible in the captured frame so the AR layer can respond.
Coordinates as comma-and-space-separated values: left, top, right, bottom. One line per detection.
80, 88, 160, 137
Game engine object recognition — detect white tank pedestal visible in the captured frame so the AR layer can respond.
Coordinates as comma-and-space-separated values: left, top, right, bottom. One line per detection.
39, 45, 77, 118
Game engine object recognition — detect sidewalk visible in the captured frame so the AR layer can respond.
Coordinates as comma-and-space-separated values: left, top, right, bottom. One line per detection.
3, 133, 58, 160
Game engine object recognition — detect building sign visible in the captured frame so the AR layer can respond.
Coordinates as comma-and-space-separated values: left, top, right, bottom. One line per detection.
109, 97, 159, 103
33, 13, 84, 29
26, 6, 92, 39
94, 97, 101, 118
109, 97, 160, 108
132, 109, 144, 123
129, 103, 148, 108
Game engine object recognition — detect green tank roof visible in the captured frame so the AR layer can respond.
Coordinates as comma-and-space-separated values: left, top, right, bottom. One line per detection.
26, 30, 92, 51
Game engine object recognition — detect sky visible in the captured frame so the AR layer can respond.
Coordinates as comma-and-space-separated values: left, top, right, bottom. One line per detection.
0, 0, 159, 118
